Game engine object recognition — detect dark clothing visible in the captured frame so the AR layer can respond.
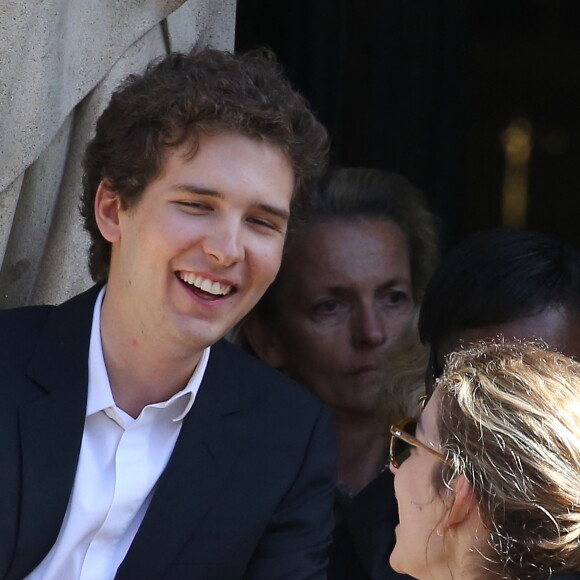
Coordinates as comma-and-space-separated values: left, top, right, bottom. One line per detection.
328, 471, 412, 580
329, 470, 580, 580
0, 285, 337, 580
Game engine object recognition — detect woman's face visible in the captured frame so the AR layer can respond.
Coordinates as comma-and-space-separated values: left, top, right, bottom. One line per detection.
389, 391, 448, 579
270, 219, 415, 418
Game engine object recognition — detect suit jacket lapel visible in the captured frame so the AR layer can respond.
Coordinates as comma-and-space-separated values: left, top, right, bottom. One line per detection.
7, 287, 98, 580
116, 340, 253, 579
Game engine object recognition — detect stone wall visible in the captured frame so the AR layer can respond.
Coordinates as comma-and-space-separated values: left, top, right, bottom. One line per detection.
0, 0, 236, 308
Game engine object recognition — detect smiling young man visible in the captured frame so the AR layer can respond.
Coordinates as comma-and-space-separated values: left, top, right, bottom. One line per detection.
0, 49, 335, 580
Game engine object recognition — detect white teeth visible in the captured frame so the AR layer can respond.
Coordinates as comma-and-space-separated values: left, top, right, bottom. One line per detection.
178, 272, 232, 296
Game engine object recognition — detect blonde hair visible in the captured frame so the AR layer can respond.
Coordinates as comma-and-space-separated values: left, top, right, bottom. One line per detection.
253, 167, 440, 321
299, 167, 440, 302
437, 340, 580, 579
380, 310, 429, 421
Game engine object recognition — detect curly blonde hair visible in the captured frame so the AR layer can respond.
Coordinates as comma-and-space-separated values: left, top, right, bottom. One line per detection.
437, 340, 580, 579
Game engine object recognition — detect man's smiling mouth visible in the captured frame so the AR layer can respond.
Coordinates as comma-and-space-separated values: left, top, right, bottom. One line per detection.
177, 272, 234, 297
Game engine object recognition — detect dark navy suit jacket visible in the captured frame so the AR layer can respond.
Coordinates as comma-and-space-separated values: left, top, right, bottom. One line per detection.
0, 286, 337, 579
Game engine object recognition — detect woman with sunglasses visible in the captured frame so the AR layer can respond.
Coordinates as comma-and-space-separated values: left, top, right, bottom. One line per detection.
389, 340, 580, 580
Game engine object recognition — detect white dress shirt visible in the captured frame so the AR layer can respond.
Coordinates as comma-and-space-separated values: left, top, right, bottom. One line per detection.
27, 287, 210, 580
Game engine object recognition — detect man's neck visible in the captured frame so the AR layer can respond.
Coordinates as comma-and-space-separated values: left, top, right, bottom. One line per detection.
102, 344, 201, 419
99, 293, 203, 419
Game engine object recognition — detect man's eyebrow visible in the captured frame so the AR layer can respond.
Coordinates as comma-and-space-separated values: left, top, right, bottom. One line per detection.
173, 183, 221, 197
255, 203, 290, 222
173, 183, 290, 221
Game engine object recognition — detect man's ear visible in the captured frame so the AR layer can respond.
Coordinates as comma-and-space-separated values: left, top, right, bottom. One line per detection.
94, 180, 122, 242
241, 315, 285, 368
437, 475, 478, 535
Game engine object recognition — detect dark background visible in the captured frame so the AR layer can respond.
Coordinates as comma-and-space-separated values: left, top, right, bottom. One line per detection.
235, 0, 580, 249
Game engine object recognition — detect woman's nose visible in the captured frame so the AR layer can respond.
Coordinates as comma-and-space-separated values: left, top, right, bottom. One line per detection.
352, 305, 387, 347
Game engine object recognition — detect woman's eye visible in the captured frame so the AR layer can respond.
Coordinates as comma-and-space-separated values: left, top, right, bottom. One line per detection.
313, 300, 342, 314
384, 290, 408, 306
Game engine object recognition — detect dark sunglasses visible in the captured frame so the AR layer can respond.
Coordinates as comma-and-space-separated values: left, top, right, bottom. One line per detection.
389, 417, 448, 468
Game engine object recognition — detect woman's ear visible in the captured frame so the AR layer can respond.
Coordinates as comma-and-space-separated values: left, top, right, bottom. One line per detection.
94, 180, 122, 242
241, 315, 285, 368
437, 475, 478, 535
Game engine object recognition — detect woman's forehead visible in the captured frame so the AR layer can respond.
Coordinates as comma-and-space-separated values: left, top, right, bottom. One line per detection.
281, 219, 412, 288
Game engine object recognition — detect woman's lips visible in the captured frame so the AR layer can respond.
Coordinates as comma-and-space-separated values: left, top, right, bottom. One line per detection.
348, 365, 380, 377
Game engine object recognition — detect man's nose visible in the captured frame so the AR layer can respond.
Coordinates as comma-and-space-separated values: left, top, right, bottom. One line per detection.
202, 219, 244, 266
351, 304, 387, 347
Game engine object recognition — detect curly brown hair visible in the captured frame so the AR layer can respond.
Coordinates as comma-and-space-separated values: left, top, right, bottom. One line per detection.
81, 48, 329, 281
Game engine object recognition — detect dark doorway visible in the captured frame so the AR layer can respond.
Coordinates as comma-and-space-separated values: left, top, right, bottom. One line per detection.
236, 1, 580, 248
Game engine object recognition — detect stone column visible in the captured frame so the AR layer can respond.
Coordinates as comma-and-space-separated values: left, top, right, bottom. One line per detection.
0, 0, 236, 308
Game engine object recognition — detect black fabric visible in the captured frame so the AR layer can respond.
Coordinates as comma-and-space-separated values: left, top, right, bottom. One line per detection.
328, 471, 412, 580
329, 470, 580, 580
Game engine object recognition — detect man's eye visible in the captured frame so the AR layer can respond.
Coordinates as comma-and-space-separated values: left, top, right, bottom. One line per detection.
176, 201, 211, 211
248, 217, 278, 231
248, 217, 288, 237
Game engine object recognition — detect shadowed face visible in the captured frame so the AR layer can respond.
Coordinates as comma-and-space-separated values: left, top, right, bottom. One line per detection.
436, 306, 580, 376
267, 219, 415, 418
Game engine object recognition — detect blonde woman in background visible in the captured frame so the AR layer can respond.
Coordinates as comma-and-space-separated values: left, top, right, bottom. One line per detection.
241, 168, 438, 520
390, 340, 580, 580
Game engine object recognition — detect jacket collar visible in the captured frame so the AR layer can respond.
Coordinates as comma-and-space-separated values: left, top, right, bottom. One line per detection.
116, 339, 261, 578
